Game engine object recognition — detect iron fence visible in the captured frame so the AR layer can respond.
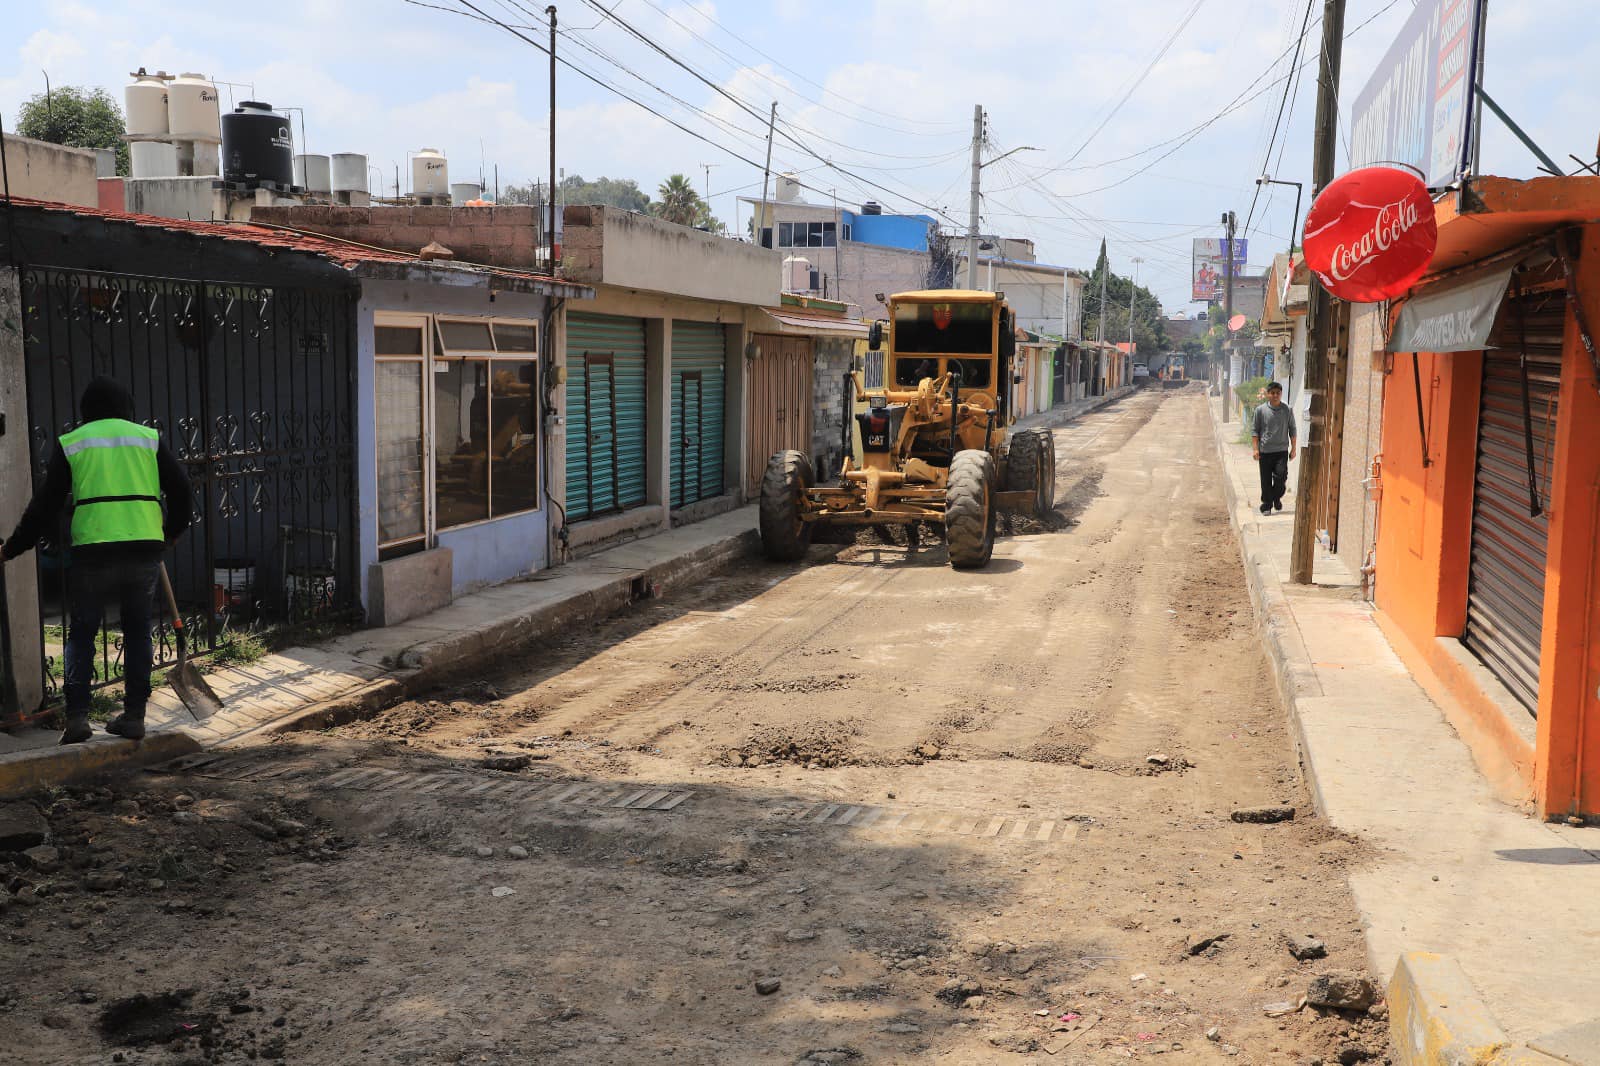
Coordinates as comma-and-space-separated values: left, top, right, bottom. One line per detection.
15, 265, 358, 718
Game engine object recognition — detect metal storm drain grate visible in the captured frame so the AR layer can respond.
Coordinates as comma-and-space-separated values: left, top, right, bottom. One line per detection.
150, 754, 693, 812
788, 803, 1085, 844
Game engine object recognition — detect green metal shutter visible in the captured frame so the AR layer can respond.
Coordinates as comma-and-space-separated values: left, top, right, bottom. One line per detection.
670, 321, 727, 508
565, 313, 648, 520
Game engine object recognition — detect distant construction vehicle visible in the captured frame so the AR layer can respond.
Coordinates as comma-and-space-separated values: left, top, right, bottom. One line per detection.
759, 289, 1055, 569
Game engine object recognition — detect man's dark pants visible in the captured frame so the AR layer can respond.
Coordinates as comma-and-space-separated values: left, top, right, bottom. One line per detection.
64, 560, 160, 718
1258, 451, 1289, 511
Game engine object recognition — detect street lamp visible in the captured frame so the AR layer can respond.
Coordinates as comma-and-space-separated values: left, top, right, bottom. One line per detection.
1129, 257, 1144, 352
1256, 176, 1305, 254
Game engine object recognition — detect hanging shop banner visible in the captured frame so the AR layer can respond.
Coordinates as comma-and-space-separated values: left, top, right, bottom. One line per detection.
1388, 264, 1514, 352
1349, 0, 1488, 190
1303, 166, 1438, 303
1192, 238, 1248, 302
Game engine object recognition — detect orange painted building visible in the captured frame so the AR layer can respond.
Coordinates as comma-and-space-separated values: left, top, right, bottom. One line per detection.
1369, 176, 1600, 820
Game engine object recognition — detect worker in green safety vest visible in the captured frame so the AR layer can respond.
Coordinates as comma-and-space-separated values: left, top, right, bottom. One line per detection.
1, 378, 194, 744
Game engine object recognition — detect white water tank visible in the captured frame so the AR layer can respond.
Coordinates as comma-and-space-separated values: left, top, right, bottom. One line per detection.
125, 72, 169, 138
412, 148, 448, 196
130, 140, 179, 179
295, 154, 331, 193
450, 181, 481, 204
331, 153, 368, 193
783, 256, 812, 292
167, 72, 220, 140
776, 172, 801, 203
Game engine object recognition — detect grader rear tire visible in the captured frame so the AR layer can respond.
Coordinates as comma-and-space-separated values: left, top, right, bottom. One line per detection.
1006, 429, 1056, 518
946, 449, 997, 569
759, 450, 814, 562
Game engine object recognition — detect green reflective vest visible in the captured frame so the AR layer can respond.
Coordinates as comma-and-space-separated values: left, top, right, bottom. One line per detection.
60, 418, 165, 546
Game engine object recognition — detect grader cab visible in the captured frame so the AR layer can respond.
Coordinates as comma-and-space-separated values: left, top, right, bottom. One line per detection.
759, 290, 1056, 569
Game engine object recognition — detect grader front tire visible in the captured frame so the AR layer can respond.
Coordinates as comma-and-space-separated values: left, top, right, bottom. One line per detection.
945, 449, 997, 569
759, 450, 814, 562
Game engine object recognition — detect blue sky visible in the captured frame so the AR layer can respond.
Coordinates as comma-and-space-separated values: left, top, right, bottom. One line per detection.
2, 0, 1594, 312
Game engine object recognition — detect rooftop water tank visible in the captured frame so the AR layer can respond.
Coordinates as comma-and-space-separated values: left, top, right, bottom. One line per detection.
412, 148, 448, 196
776, 172, 800, 203
861, 201, 883, 215
450, 181, 481, 205
124, 72, 169, 139
167, 72, 220, 141
294, 154, 331, 194
330, 153, 368, 194
221, 101, 293, 187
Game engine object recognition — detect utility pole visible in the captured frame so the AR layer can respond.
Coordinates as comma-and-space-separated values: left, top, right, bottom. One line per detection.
547, 5, 558, 275
1290, 0, 1347, 585
758, 102, 777, 247
966, 104, 983, 289
1097, 240, 1109, 396
1222, 210, 1237, 416
1129, 256, 1144, 350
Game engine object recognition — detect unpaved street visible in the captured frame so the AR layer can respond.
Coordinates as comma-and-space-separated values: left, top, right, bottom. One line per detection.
2, 389, 1390, 1064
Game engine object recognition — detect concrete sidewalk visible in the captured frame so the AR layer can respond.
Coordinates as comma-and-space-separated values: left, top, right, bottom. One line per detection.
1210, 398, 1600, 1064
0, 506, 760, 792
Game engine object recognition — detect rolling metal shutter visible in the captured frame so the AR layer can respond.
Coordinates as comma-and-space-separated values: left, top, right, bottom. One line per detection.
565, 313, 647, 521
1462, 294, 1562, 715
669, 321, 727, 508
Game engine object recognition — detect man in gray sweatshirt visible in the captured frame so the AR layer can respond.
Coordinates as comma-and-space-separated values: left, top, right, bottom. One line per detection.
1251, 381, 1297, 515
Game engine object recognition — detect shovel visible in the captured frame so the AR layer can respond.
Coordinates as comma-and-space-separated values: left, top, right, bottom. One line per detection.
157, 562, 224, 720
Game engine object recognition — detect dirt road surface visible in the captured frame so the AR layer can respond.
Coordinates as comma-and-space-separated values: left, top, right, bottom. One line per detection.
1, 389, 1391, 1065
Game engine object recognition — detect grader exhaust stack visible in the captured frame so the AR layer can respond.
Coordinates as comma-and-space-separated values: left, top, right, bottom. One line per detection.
759, 290, 1056, 569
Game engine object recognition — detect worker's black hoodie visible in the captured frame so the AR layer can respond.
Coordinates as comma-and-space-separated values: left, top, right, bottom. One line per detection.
1, 377, 194, 564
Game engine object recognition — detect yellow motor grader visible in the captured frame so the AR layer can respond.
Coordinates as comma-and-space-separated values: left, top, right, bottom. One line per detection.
759, 289, 1056, 569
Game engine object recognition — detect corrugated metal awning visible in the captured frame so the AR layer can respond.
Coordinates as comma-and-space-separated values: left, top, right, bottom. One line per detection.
762, 309, 870, 338
1388, 265, 1516, 352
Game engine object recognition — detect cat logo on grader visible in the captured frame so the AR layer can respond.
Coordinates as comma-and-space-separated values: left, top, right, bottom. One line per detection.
759, 289, 1056, 569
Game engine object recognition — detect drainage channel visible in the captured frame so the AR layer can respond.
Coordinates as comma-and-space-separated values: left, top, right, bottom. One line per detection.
149, 753, 694, 813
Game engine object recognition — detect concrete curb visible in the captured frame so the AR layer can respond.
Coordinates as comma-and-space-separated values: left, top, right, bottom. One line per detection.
0, 730, 201, 798
1205, 401, 1333, 816
1389, 953, 1563, 1065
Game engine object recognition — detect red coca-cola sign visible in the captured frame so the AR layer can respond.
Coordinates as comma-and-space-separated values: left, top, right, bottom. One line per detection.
1302, 166, 1437, 303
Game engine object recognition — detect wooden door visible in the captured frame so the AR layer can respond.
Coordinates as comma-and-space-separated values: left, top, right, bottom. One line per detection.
746, 333, 814, 495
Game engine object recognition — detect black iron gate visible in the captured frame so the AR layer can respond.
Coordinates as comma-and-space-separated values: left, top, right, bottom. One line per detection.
16, 265, 358, 716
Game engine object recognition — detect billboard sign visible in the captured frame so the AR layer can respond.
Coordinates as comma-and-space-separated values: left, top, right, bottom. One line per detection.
1192, 238, 1248, 302
1349, 0, 1487, 190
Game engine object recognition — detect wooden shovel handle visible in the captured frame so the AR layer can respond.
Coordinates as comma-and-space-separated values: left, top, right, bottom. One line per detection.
157, 563, 184, 633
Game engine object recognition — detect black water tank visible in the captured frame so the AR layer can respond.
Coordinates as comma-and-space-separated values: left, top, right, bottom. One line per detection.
861, 201, 882, 215
222, 101, 293, 187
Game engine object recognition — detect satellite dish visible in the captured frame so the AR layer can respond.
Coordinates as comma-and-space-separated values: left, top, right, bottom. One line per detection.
1228, 314, 1247, 332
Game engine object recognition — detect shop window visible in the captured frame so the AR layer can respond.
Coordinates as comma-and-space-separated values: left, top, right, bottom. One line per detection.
432, 317, 541, 531
376, 327, 427, 560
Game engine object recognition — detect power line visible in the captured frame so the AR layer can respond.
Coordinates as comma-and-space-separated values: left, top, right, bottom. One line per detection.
1244, 0, 1316, 236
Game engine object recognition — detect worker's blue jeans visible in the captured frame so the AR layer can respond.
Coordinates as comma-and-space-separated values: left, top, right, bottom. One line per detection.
64, 560, 160, 718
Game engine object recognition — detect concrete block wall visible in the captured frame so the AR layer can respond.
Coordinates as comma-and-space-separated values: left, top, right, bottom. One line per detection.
1337, 303, 1387, 582
251, 205, 542, 267
810, 337, 855, 475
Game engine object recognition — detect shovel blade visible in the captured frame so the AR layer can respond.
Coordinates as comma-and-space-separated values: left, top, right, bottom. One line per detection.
170, 662, 224, 721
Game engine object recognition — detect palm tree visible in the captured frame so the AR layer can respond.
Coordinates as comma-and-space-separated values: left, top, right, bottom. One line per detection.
652, 174, 701, 227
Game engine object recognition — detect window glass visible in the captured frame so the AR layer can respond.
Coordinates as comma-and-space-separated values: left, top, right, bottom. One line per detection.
893, 301, 994, 354
948, 358, 993, 389
438, 319, 493, 352
376, 326, 423, 356
759, 227, 773, 249
842, 224, 852, 242
895, 357, 940, 386
433, 358, 491, 528
778, 222, 792, 247
823, 222, 837, 247
488, 361, 539, 516
808, 221, 823, 247
376, 361, 425, 544
493, 322, 537, 352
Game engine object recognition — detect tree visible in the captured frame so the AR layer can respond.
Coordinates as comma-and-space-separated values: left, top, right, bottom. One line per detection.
501, 175, 652, 212
16, 86, 128, 175
1081, 250, 1169, 357
651, 173, 700, 226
